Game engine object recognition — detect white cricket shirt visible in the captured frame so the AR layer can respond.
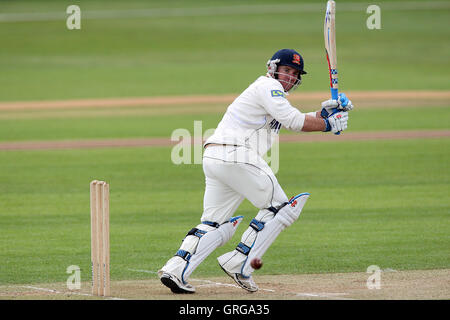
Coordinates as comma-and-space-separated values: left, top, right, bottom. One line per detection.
204, 76, 306, 156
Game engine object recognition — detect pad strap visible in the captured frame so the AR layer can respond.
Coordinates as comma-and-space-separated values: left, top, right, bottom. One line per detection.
175, 249, 192, 261
202, 220, 220, 228
267, 202, 289, 214
187, 228, 207, 238
249, 219, 265, 232
236, 242, 251, 256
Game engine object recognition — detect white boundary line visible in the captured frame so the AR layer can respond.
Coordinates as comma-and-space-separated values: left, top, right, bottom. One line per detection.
127, 268, 158, 274
128, 268, 352, 299
194, 279, 275, 293
128, 268, 275, 292
295, 292, 355, 300
9, 269, 354, 300
1, 1, 449, 22
19, 285, 126, 300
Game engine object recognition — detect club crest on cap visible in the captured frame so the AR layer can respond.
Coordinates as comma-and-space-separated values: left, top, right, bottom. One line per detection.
292, 54, 301, 65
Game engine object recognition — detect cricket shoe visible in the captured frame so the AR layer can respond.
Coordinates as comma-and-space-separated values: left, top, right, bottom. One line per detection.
219, 264, 258, 293
159, 271, 195, 294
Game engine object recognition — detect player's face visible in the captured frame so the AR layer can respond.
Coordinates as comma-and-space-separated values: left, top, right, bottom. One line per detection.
276, 65, 300, 91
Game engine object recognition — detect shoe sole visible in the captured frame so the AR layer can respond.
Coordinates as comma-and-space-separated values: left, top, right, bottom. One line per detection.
160, 275, 195, 294
219, 265, 257, 293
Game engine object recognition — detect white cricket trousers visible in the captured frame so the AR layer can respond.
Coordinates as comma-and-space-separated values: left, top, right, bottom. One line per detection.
201, 145, 289, 224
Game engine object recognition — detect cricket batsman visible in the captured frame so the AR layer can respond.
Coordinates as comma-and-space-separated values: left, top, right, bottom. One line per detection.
158, 49, 354, 293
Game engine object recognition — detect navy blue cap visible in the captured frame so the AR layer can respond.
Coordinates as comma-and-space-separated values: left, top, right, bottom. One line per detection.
270, 49, 307, 75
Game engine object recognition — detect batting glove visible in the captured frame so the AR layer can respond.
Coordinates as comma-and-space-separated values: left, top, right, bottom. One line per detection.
323, 111, 349, 133
337, 93, 354, 111
320, 93, 354, 118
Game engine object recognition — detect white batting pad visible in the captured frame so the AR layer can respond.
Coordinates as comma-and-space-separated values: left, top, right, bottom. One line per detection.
159, 216, 244, 284
218, 193, 309, 277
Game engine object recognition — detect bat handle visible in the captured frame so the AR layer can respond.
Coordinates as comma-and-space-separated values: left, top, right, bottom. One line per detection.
331, 88, 339, 100
330, 88, 340, 135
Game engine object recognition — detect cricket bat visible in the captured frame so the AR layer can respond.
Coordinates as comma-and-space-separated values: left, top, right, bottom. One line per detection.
324, 0, 341, 134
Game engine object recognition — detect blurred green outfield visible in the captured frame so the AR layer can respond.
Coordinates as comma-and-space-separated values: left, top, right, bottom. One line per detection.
0, 0, 449, 101
0, 106, 448, 141
0, 0, 449, 287
1, 139, 449, 284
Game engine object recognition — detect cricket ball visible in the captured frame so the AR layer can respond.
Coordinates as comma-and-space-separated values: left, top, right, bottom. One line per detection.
250, 258, 263, 270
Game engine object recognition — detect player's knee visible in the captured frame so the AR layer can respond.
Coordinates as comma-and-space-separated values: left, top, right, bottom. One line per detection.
249, 193, 273, 210
275, 193, 310, 227
179, 223, 216, 252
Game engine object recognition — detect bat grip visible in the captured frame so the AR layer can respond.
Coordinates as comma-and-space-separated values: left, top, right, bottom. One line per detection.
330, 88, 340, 135
331, 88, 339, 100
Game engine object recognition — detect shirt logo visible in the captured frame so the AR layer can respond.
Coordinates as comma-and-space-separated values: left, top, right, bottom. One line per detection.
269, 119, 282, 133
271, 90, 285, 97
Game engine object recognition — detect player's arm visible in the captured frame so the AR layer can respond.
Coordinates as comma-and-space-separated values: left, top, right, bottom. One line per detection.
257, 84, 306, 131
302, 115, 325, 131
258, 82, 348, 134
302, 92, 354, 132
302, 112, 348, 133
